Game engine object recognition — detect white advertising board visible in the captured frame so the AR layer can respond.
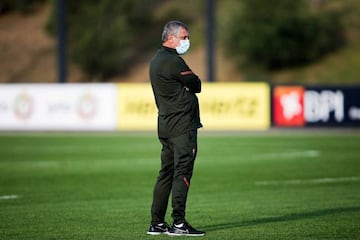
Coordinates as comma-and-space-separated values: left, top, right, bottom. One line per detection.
0, 84, 117, 130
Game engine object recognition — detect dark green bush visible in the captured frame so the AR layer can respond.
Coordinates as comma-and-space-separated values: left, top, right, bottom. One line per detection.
47, 0, 161, 80
46, 0, 204, 80
223, 0, 346, 70
0, 0, 46, 14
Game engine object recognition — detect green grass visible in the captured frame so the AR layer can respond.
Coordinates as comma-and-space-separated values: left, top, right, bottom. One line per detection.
0, 132, 359, 239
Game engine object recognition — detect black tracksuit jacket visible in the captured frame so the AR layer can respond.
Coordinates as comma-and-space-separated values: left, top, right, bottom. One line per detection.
149, 46, 202, 138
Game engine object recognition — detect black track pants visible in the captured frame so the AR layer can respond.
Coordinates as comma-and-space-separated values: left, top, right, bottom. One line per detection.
151, 130, 198, 225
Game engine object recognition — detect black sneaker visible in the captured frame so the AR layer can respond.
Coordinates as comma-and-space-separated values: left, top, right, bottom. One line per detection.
168, 222, 205, 237
146, 222, 169, 235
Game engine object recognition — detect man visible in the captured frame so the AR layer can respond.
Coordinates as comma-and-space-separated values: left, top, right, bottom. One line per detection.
147, 20, 205, 237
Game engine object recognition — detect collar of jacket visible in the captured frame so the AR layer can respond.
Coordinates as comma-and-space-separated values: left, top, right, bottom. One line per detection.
162, 46, 178, 55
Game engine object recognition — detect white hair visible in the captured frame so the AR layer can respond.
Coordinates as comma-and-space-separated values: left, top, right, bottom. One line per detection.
161, 20, 189, 42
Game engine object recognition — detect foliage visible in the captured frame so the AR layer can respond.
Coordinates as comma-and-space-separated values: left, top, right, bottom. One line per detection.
47, 0, 161, 80
46, 0, 203, 81
222, 0, 346, 70
0, 0, 46, 14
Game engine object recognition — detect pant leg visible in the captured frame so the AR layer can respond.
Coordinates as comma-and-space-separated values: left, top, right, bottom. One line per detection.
171, 130, 198, 224
150, 137, 174, 224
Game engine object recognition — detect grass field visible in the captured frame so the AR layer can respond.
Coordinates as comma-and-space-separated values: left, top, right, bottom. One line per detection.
0, 131, 359, 239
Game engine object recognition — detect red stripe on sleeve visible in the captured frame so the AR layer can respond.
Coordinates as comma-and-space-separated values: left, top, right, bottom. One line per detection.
180, 71, 193, 76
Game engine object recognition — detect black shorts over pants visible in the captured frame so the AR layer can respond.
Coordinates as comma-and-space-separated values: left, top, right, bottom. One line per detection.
151, 130, 198, 225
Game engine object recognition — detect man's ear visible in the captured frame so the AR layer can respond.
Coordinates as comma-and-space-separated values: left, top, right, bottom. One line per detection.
167, 34, 174, 43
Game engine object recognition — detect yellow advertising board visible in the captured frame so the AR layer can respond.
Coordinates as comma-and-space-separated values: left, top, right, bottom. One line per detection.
117, 83, 157, 130
199, 83, 270, 130
116, 82, 270, 131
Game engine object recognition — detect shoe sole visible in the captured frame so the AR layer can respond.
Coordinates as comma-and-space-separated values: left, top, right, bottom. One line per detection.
168, 232, 205, 237
146, 231, 169, 235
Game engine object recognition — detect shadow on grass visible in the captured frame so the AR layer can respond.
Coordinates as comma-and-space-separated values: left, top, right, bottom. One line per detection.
202, 206, 360, 232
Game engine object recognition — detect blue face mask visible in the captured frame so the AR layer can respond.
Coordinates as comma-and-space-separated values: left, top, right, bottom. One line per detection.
176, 39, 190, 55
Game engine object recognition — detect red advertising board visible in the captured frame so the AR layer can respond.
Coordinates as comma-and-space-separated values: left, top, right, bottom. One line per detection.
273, 86, 305, 127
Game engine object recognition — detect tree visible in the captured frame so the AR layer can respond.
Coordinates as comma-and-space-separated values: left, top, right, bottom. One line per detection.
0, 0, 46, 14
223, 0, 345, 70
47, 0, 160, 80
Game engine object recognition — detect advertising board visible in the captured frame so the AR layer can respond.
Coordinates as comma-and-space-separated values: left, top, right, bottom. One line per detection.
0, 84, 117, 130
116, 83, 271, 131
117, 83, 157, 130
199, 83, 270, 130
273, 86, 360, 127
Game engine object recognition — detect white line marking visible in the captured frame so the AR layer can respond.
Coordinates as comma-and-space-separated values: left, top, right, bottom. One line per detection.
0, 195, 19, 200
255, 176, 360, 186
256, 150, 320, 160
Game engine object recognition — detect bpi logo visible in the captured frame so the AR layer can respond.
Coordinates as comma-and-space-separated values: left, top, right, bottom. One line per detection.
304, 90, 344, 123
273, 86, 305, 126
